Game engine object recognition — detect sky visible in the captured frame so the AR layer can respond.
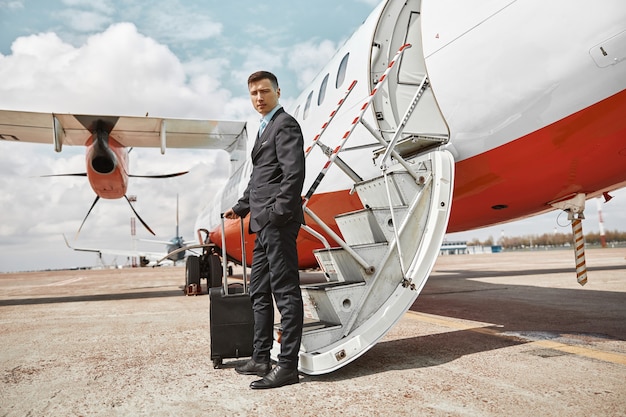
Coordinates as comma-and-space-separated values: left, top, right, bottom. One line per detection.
0, 0, 624, 272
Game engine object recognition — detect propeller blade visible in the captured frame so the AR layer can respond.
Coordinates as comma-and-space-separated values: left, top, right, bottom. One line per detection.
40, 173, 88, 177
128, 171, 189, 179
76, 195, 100, 239
124, 195, 156, 235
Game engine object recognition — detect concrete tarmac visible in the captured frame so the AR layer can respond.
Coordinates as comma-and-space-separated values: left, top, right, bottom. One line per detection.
1, 248, 624, 416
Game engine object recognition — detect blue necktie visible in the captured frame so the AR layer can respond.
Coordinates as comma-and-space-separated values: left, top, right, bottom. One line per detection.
259, 119, 267, 136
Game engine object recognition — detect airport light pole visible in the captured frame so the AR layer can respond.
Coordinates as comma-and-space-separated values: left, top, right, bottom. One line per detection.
129, 195, 137, 267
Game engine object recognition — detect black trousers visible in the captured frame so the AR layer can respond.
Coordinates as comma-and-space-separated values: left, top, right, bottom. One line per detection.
249, 220, 303, 369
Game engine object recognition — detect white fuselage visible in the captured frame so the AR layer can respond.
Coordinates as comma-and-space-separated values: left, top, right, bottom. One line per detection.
195, 0, 626, 255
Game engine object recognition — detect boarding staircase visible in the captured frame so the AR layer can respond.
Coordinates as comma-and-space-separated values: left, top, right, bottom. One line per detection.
270, 45, 454, 375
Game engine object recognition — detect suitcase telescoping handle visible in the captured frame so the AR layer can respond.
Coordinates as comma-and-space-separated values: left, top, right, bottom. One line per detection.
220, 213, 248, 295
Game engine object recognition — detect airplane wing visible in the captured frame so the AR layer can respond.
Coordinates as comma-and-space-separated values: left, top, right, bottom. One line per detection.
138, 239, 178, 245
62, 235, 179, 266
138, 238, 197, 246
0, 109, 248, 156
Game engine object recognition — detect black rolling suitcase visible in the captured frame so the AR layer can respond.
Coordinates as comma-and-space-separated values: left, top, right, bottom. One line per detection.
209, 215, 254, 369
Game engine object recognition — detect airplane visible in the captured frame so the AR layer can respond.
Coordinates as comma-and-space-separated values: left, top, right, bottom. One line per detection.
137, 195, 195, 265
1, 0, 625, 375
63, 195, 196, 267
0, 111, 244, 237
63, 234, 171, 268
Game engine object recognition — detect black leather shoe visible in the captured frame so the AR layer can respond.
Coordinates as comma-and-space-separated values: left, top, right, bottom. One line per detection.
235, 359, 271, 376
250, 365, 299, 389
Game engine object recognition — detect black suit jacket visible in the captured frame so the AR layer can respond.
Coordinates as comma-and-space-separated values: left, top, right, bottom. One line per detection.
233, 108, 305, 233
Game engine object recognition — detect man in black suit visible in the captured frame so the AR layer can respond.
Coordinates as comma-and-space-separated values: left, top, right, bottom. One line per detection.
224, 71, 305, 389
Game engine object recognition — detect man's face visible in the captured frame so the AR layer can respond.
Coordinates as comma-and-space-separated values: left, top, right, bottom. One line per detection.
249, 78, 280, 116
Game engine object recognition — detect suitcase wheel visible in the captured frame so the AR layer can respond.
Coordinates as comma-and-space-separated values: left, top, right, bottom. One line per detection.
213, 358, 223, 369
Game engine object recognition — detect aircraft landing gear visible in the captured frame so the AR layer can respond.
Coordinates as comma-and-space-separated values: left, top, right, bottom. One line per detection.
183, 242, 226, 294
185, 255, 201, 287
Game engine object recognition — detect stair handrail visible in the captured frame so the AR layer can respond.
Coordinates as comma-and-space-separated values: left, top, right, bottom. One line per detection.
378, 75, 429, 171
298, 44, 412, 269
383, 169, 406, 276
360, 118, 419, 181
305, 80, 358, 159
303, 43, 412, 203
300, 224, 331, 249
304, 206, 375, 274
343, 172, 433, 336
358, 74, 430, 182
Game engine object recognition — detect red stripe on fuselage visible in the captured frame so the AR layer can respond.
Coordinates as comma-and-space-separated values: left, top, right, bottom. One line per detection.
448, 88, 626, 232
214, 89, 626, 268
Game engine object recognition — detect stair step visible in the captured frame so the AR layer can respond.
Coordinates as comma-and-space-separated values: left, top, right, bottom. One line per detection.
301, 321, 345, 352
273, 320, 343, 354
372, 134, 447, 161
313, 242, 388, 282
302, 320, 342, 332
335, 206, 409, 246
354, 170, 424, 209
301, 281, 366, 326
273, 320, 341, 335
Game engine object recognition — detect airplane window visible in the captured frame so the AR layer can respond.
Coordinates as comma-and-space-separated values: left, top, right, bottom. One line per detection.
293, 105, 300, 119
336, 53, 350, 88
318, 74, 329, 106
303, 91, 313, 120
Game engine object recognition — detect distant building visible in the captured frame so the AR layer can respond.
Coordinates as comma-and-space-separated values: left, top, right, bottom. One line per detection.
440, 241, 468, 255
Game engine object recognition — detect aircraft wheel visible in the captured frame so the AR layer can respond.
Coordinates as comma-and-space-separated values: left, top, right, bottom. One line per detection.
208, 253, 223, 288
185, 255, 201, 287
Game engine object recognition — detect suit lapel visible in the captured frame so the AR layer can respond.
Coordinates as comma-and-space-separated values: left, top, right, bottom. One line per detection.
251, 130, 265, 160
251, 108, 284, 160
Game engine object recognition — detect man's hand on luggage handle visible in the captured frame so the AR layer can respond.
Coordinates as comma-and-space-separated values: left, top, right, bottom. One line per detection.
223, 208, 240, 219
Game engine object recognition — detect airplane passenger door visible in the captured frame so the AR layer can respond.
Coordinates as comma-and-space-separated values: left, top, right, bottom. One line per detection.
396, 12, 448, 139
371, 2, 450, 158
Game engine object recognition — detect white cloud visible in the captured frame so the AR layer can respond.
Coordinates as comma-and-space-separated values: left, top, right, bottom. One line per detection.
61, 0, 114, 12
235, 46, 286, 80
0, 23, 235, 119
0, 1, 24, 10
0, 0, 380, 272
142, 4, 223, 44
0, 21, 242, 271
56, 9, 113, 33
288, 39, 339, 89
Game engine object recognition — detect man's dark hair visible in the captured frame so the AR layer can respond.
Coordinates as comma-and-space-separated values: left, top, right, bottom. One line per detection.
248, 71, 279, 90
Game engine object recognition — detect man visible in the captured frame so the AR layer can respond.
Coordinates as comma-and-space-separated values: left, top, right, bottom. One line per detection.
224, 71, 305, 389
